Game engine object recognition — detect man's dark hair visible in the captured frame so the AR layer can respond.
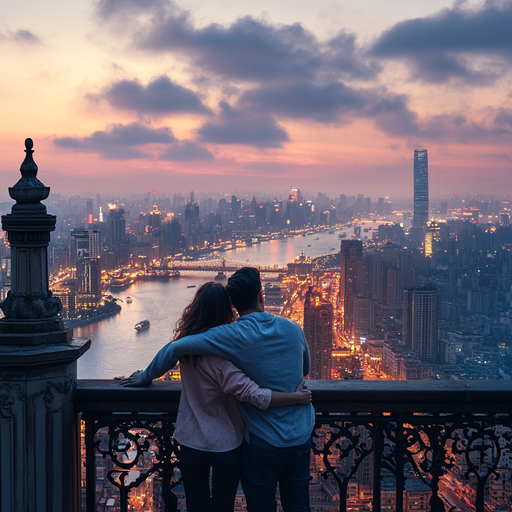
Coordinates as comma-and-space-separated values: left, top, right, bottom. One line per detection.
226, 267, 262, 312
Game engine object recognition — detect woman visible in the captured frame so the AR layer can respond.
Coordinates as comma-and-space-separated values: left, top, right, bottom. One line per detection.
124, 282, 311, 512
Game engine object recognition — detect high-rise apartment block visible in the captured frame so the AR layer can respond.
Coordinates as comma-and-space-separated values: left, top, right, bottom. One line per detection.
403, 285, 439, 362
353, 296, 375, 336
340, 240, 367, 337
107, 205, 126, 242
413, 149, 429, 229
304, 287, 333, 380
70, 228, 102, 308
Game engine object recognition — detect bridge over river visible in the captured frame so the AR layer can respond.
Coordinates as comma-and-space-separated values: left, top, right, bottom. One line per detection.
166, 257, 287, 273
162, 257, 339, 274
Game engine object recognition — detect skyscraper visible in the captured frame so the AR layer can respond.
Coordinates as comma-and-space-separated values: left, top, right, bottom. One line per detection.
70, 228, 102, 308
304, 287, 333, 380
413, 149, 429, 229
402, 284, 439, 362
353, 297, 375, 337
425, 220, 441, 256
340, 240, 367, 337
107, 205, 126, 242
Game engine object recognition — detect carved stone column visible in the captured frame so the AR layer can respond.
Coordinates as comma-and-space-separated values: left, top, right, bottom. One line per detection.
0, 139, 90, 512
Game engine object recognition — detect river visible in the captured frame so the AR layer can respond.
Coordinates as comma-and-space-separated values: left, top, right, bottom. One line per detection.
76, 230, 349, 378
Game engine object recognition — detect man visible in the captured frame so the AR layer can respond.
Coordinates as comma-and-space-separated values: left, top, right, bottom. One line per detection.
123, 267, 314, 511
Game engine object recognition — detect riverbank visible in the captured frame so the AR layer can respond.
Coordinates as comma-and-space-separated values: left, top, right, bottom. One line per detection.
65, 303, 122, 329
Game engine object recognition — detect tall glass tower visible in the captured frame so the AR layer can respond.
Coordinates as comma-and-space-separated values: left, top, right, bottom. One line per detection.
413, 149, 429, 228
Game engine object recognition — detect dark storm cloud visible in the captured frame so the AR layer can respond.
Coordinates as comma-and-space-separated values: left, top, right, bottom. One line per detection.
138, 13, 320, 82
89, 76, 211, 116
53, 122, 175, 160
323, 32, 381, 80
159, 140, 214, 161
370, 2, 512, 84
237, 79, 511, 142
375, 107, 512, 143
129, 6, 377, 83
95, 0, 168, 20
197, 102, 289, 149
240, 82, 368, 123
495, 109, 512, 127
239, 82, 422, 134
0, 29, 42, 45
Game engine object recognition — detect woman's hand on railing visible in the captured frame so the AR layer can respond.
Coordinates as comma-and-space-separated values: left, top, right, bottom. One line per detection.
295, 381, 312, 405
120, 370, 149, 387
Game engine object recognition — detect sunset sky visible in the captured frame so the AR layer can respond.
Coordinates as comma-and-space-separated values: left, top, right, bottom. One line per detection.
1, 0, 511, 199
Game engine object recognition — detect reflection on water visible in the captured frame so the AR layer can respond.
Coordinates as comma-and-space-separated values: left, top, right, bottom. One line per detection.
77, 230, 346, 379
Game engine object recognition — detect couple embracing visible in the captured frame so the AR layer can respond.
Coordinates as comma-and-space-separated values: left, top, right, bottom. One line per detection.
122, 267, 314, 512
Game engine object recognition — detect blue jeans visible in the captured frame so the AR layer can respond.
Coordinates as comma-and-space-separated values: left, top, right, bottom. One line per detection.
241, 433, 311, 512
179, 444, 243, 512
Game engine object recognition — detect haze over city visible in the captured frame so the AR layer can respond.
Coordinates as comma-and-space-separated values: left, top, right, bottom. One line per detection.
2, 1, 512, 511
1, 0, 512, 197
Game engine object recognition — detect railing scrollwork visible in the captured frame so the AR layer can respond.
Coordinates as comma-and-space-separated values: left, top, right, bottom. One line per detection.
75, 380, 512, 512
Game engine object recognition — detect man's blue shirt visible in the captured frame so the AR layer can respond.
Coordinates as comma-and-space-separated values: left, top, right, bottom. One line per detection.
141, 312, 315, 447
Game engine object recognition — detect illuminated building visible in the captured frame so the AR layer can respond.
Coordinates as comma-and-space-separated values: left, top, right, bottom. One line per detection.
424, 220, 441, 256
107, 204, 126, 242
353, 297, 375, 337
149, 203, 162, 231
69, 228, 89, 274
86, 199, 93, 225
398, 352, 432, 380
76, 257, 101, 308
289, 186, 301, 203
52, 280, 76, 317
403, 284, 439, 362
382, 339, 408, 379
413, 149, 429, 229
70, 228, 102, 308
303, 287, 333, 380
88, 229, 101, 258
340, 240, 367, 337
287, 250, 313, 279
263, 283, 285, 315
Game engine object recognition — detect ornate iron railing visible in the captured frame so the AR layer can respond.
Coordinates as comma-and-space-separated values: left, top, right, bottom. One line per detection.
74, 380, 512, 512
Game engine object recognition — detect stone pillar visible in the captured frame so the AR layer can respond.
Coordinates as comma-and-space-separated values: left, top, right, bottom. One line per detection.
0, 139, 90, 512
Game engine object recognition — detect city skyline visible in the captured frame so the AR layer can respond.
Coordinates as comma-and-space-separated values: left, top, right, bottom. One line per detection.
1, 0, 512, 197
0, 136, 511, 511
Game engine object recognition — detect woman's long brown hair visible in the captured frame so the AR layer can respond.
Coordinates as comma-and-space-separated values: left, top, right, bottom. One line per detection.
174, 282, 233, 363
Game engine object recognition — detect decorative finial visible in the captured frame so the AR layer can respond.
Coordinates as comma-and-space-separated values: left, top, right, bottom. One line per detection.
20, 138, 38, 180
8, 138, 49, 204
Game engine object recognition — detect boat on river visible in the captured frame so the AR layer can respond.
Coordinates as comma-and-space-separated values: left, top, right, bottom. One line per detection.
135, 320, 150, 332
126, 296, 132, 303
110, 274, 134, 291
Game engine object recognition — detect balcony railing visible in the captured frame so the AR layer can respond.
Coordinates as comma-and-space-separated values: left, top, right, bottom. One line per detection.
74, 380, 512, 512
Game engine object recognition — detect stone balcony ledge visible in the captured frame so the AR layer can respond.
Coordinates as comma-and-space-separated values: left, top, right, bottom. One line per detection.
75, 379, 512, 512
74, 378, 512, 414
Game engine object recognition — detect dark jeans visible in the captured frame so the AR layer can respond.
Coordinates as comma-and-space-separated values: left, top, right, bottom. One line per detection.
241, 433, 311, 512
179, 444, 243, 512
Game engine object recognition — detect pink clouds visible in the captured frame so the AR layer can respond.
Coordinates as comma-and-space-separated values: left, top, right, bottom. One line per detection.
1, 0, 511, 197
